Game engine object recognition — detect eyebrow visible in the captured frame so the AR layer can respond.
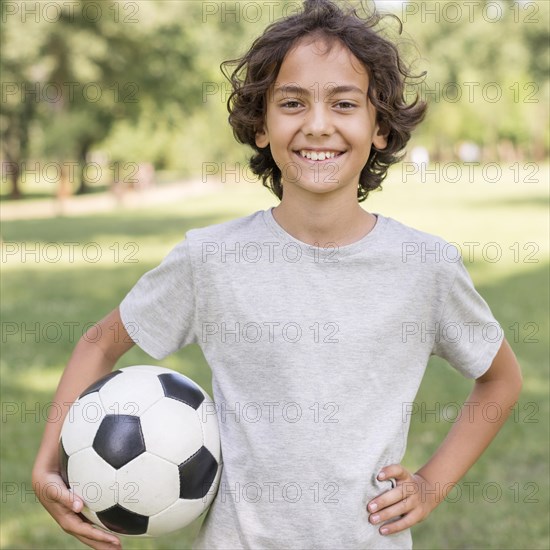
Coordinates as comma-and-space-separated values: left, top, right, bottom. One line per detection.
273, 84, 366, 98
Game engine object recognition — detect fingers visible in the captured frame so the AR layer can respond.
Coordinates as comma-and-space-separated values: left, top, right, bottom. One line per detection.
75, 526, 122, 550
368, 483, 419, 512
368, 485, 426, 537
61, 514, 121, 548
374, 510, 421, 536
368, 464, 414, 512
368, 493, 410, 526
76, 536, 121, 550
37, 474, 121, 548
377, 463, 408, 482
367, 485, 406, 516
52, 508, 120, 548
58, 509, 121, 547
367, 464, 425, 536
39, 475, 83, 514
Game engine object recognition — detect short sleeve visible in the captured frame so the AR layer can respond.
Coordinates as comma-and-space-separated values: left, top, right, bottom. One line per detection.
119, 238, 197, 360
431, 258, 504, 379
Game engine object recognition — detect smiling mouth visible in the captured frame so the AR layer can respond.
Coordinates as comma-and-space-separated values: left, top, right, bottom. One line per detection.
295, 149, 345, 161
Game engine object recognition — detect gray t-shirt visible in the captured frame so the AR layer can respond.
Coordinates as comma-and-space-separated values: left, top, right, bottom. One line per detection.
120, 208, 504, 549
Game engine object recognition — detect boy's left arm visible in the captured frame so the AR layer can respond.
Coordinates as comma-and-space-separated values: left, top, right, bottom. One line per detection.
367, 338, 523, 536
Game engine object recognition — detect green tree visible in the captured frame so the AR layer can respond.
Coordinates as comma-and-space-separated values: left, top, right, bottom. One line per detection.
397, 0, 549, 160
1, 0, 201, 197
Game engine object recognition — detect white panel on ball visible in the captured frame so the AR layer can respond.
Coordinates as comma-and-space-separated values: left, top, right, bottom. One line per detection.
121, 365, 176, 375
116, 453, 180, 516
196, 399, 221, 460
99, 371, 165, 416
68, 448, 117, 512
62, 392, 107, 455
146, 498, 205, 537
140, 398, 203, 464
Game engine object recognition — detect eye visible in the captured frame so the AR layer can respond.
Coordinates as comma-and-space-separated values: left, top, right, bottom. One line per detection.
335, 101, 356, 110
280, 100, 303, 110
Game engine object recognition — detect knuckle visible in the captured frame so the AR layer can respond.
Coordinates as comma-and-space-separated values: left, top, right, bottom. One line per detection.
400, 520, 411, 531
405, 512, 420, 527
59, 497, 71, 510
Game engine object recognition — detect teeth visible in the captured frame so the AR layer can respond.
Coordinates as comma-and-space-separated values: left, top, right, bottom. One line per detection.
299, 150, 341, 160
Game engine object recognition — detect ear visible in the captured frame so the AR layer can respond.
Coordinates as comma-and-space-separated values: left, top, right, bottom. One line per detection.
372, 124, 388, 151
367, 89, 388, 150
255, 126, 269, 148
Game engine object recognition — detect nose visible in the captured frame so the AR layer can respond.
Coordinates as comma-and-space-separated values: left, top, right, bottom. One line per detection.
302, 103, 334, 137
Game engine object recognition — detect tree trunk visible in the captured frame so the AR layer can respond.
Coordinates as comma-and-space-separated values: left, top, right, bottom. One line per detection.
76, 143, 91, 195
9, 162, 22, 199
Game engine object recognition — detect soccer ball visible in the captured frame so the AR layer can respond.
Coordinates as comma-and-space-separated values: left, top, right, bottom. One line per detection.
59, 365, 222, 537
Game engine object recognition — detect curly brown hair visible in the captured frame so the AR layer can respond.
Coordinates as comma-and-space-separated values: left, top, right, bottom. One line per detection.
221, 0, 427, 202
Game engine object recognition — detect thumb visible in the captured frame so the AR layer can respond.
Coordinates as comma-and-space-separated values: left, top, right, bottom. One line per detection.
65, 489, 84, 512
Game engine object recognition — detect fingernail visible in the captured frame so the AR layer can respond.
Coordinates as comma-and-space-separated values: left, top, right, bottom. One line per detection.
369, 502, 377, 511
372, 514, 380, 523
378, 472, 386, 480
381, 527, 389, 535
72, 501, 80, 512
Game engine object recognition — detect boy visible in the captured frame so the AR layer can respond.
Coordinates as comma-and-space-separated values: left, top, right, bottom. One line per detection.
33, 1, 523, 548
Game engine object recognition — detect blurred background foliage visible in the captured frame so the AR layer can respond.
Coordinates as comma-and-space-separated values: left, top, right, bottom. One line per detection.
1, 0, 548, 198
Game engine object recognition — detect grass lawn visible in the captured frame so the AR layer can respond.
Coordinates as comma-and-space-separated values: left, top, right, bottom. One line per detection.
1, 164, 548, 549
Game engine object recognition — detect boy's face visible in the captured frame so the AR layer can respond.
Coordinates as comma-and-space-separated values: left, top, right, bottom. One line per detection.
256, 37, 387, 197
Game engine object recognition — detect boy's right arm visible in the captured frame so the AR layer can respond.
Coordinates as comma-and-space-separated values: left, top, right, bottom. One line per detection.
32, 307, 135, 549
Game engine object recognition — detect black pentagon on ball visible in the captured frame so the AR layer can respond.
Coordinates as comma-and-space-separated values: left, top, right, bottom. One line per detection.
93, 415, 145, 469
79, 370, 123, 399
159, 373, 204, 410
97, 504, 149, 535
179, 446, 218, 499
59, 441, 70, 489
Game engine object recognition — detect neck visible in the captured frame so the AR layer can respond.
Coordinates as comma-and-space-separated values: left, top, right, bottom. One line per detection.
272, 189, 376, 248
